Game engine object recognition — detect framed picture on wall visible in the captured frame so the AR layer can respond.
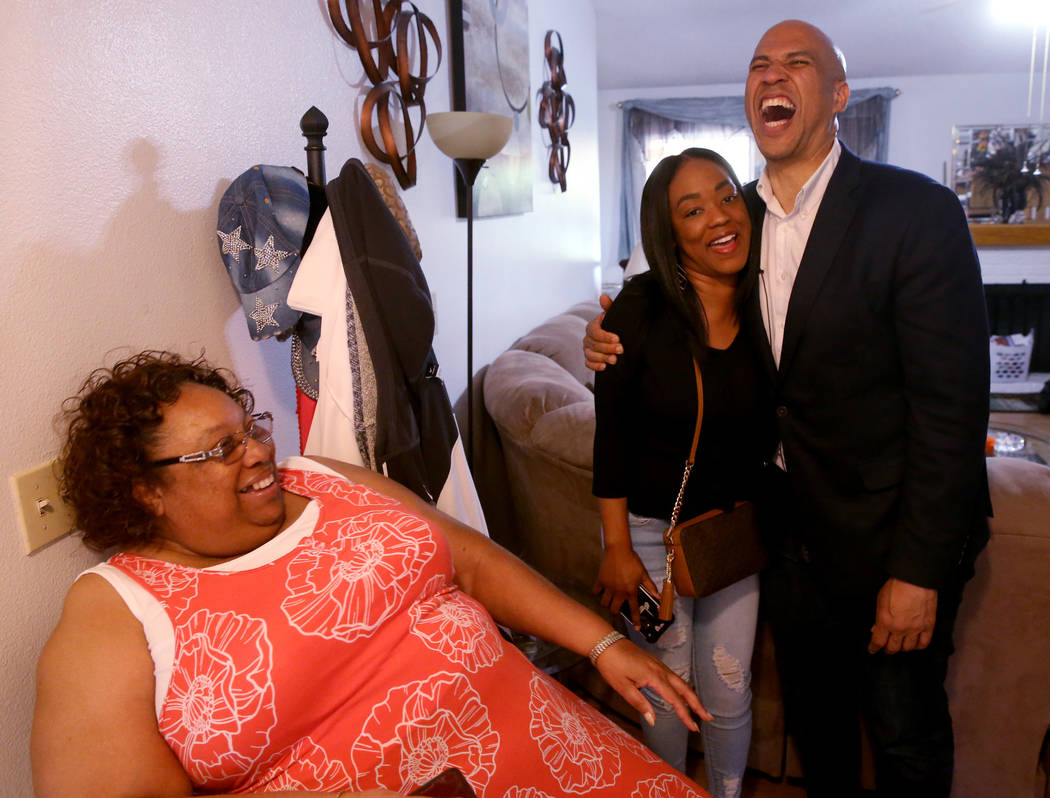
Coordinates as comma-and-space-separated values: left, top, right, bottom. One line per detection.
448, 0, 533, 218
951, 123, 1050, 223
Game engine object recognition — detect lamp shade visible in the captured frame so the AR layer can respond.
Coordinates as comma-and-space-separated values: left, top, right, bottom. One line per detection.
427, 111, 513, 160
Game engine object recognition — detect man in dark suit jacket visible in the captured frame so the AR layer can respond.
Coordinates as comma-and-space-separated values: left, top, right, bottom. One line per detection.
586, 20, 990, 797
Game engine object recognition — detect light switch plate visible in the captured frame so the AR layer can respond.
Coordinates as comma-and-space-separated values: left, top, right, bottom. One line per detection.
10, 459, 76, 554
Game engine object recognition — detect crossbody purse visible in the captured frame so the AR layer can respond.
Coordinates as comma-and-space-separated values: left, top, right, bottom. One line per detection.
658, 360, 769, 621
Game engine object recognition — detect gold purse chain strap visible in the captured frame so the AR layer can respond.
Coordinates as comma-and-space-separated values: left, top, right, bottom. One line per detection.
663, 360, 705, 583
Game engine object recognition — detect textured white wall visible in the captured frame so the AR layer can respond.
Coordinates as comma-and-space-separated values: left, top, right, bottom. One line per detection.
0, 0, 599, 791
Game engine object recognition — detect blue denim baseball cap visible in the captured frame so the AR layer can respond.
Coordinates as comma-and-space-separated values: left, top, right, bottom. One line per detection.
217, 165, 309, 340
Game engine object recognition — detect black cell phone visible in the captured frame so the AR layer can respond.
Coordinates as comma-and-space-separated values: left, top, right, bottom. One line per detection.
410, 766, 477, 797
620, 585, 673, 644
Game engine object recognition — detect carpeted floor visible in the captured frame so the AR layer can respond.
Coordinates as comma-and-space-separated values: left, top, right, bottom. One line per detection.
989, 372, 1048, 413
990, 393, 1043, 412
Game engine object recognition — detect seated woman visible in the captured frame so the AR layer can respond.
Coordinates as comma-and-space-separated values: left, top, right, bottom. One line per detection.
31, 351, 713, 798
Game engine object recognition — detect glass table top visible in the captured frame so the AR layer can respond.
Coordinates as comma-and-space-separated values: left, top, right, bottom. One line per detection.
987, 427, 1050, 465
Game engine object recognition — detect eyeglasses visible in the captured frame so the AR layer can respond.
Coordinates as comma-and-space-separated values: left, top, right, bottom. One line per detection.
148, 412, 274, 467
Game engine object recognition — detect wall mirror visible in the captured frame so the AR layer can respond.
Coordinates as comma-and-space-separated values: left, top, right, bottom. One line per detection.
952, 123, 1050, 224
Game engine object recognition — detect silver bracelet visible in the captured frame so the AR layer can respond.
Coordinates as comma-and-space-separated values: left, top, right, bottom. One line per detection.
588, 630, 625, 665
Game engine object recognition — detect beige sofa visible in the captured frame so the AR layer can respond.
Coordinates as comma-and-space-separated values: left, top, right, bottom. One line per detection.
483, 302, 1050, 797
480, 302, 603, 616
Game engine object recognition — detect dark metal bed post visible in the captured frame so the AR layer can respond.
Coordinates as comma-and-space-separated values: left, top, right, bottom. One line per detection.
301, 106, 329, 186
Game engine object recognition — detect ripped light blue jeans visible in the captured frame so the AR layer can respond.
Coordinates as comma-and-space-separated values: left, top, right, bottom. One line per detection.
624, 513, 759, 798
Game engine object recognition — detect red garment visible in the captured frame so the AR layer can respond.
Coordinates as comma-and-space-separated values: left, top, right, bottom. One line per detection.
108, 464, 707, 796
295, 387, 316, 454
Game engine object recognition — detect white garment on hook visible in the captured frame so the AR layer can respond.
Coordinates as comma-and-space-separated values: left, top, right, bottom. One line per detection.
288, 209, 488, 535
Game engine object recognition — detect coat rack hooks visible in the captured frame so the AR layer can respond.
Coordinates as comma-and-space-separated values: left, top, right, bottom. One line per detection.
301, 106, 329, 187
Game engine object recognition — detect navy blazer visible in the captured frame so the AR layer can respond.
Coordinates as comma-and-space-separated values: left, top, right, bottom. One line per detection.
326, 158, 456, 505
743, 144, 991, 595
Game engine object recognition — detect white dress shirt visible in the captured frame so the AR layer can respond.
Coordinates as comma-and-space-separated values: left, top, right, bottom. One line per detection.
756, 140, 842, 366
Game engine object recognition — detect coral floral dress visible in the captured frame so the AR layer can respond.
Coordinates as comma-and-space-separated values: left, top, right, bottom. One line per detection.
95, 458, 707, 797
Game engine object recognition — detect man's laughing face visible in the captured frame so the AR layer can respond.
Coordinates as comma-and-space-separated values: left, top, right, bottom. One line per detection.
745, 20, 849, 168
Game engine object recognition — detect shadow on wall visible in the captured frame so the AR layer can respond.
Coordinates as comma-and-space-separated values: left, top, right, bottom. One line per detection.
6, 138, 242, 419
21, 137, 332, 465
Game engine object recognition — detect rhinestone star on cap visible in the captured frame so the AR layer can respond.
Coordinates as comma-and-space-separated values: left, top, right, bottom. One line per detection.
249, 296, 280, 332
254, 235, 293, 273
217, 226, 251, 262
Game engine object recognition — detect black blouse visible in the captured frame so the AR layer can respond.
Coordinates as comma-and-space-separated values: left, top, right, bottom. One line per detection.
593, 272, 777, 522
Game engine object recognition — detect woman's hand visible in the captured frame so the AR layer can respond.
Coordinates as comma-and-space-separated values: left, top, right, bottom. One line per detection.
594, 637, 712, 730
593, 544, 659, 629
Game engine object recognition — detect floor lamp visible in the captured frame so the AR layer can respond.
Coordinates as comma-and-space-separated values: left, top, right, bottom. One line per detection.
427, 111, 513, 468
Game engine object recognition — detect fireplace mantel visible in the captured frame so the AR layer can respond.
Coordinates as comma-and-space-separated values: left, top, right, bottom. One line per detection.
970, 225, 1050, 247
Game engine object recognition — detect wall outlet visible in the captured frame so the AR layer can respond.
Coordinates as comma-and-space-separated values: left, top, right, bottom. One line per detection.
10, 459, 76, 554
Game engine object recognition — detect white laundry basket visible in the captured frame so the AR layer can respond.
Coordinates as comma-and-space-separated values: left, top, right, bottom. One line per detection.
990, 331, 1034, 382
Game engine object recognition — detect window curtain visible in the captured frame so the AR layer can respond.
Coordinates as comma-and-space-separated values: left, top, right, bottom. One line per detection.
617, 87, 897, 261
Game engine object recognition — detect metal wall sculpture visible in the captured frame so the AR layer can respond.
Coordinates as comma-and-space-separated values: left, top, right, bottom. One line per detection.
537, 30, 574, 192
328, 0, 441, 189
